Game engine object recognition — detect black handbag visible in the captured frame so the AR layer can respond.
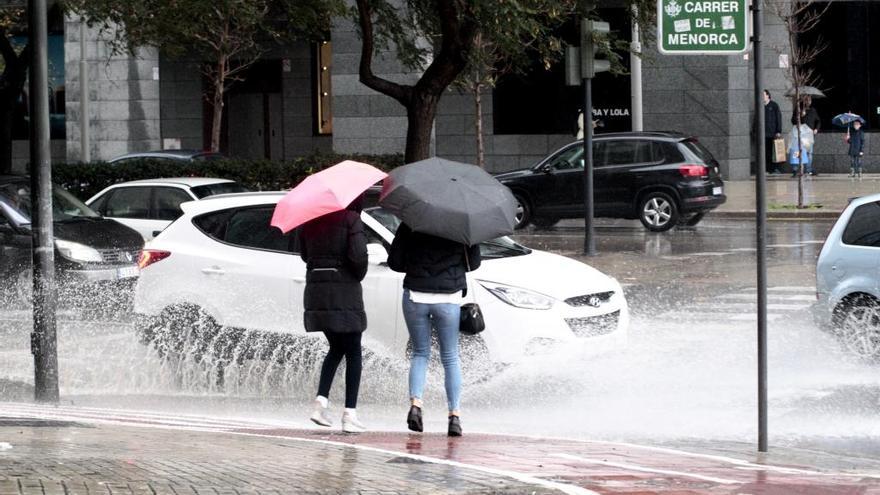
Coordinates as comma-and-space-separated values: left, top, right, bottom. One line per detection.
460, 247, 485, 335
460, 302, 485, 335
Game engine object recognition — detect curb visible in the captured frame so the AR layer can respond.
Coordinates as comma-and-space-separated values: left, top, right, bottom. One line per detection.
713, 210, 841, 220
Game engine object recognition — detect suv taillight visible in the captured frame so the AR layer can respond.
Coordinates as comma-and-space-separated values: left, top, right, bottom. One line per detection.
138, 249, 171, 270
679, 164, 709, 178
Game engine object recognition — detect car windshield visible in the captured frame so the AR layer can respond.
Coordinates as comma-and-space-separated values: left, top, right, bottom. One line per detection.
365, 207, 531, 260
0, 181, 100, 224
190, 182, 249, 199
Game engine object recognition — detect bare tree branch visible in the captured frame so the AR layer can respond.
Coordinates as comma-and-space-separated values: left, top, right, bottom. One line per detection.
356, 0, 410, 105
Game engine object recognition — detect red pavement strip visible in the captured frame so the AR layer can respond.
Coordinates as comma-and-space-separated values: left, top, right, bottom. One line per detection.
3, 402, 880, 494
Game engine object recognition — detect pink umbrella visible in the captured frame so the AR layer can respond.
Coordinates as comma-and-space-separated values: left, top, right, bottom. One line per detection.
270, 160, 388, 233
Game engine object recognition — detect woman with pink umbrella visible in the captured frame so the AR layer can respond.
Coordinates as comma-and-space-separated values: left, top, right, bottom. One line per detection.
271, 160, 387, 433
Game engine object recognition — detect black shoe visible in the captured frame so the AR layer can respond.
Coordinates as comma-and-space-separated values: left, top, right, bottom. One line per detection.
448, 415, 462, 437
407, 405, 423, 432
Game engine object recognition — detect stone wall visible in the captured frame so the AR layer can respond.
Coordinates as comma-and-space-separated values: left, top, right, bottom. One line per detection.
64, 16, 162, 162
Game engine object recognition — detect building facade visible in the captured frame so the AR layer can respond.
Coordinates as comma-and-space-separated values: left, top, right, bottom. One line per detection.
7, 4, 875, 180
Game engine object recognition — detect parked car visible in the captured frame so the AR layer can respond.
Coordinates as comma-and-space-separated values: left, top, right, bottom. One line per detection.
495, 132, 727, 232
133, 192, 629, 365
86, 178, 249, 241
108, 150, 225, 165
814, 192, 880, 360
0, 175, 143, 307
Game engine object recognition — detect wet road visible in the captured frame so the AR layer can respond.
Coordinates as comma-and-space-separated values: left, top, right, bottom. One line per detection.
3, 218, 879, 463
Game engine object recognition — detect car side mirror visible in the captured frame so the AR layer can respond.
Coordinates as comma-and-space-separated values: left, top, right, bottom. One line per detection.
539, 163, 553, 174
367, 243, 388, 265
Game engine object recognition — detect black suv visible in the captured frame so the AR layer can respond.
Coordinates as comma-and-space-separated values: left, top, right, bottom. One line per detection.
0, 175, 144, 306
496, 132, 727, 232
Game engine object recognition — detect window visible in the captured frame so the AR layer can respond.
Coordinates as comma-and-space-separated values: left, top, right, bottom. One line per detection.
601, 140, 655, 166
800, 3, 880, 131
190, 182, 249, 199
842, 202, 880, 247
492, 8, 632, 135
104, 187, 151, 219
314, 40, 333, 135
547, 145, 585, 170
154, 187, 194, 221
195, 206, 295, 253
89, 193, 110, 216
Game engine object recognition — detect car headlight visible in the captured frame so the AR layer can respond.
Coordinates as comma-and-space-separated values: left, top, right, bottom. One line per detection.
478, 280, 555, 310
55, 239, 103, 263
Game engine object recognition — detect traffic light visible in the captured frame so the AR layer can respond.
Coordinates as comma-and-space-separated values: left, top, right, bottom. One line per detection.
581, 19, 611, 79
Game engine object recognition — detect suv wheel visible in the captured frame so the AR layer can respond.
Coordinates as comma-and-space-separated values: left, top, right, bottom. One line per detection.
513, 193, 531, 229
836, 296, 880, 360
639, 192, 679, 232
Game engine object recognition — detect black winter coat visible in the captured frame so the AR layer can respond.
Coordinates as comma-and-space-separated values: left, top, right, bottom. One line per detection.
299, 209, 368, 333
764, 100, 782, 137
792, 107, 821, 131
848, 128, 865, 157
388, 223, 481, 294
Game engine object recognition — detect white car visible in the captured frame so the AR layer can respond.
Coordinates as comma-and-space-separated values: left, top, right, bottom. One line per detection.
86, 178, 248, 241
133, 192, 628, 363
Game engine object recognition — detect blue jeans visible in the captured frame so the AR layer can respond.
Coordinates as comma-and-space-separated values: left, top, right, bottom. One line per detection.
851, 155, 863, 173
402, 289, 462, 412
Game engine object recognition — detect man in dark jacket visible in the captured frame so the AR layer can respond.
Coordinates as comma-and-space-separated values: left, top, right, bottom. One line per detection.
763, 90, 783, 174
300, 195, 368, 433
388, 223, 480, 437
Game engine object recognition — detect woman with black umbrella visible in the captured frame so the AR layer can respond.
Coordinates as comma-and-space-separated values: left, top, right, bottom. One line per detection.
388, 224, 481, 437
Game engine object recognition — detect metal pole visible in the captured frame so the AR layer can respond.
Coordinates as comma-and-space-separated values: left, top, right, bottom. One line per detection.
79, 18, 90, 163
29, 0, 60, 403
630, 7, 643, 132
752, 0, 768, 452
583, 76, 596, 256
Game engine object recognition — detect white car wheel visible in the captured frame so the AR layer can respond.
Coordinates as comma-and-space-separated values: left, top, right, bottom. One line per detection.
838, 299, 880, 360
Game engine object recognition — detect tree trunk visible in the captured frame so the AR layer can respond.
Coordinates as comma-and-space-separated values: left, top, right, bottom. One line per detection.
404, 92, 439, 163
209, 58, 227, 153
474, 82, 484, 168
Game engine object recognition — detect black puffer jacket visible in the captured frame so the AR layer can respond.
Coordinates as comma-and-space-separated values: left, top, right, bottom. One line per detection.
388, 223, 481, 294
299, 207, 368, 333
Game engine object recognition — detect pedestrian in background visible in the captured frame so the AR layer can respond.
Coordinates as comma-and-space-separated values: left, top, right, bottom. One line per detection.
792, 95, 821, 176
763, 90, 783, 174
388, 222, 481, 437
300, 194, 369, 433
848, 119, 865, 179
788, 123, 814, 177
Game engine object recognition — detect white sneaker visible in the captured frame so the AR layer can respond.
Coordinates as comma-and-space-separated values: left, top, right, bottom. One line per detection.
342, 408, 366, 433
310, 397, 332, 427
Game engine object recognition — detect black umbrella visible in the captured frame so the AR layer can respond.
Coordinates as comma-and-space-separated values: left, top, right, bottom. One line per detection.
378, 157, 518, 245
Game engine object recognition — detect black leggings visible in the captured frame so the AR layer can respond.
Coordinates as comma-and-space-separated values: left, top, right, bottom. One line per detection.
317, 332, 363, 409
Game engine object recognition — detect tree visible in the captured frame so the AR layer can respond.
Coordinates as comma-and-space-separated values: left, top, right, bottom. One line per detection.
0, 4, 29, 174
67, 0, 342, 153
768, 0, 830, 208
355, 0, 658, 164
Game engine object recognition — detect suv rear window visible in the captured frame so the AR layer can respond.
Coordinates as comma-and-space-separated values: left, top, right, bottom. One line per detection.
681, 139, 716, 164
842, 202, 880, 247
194, 206, 296, 253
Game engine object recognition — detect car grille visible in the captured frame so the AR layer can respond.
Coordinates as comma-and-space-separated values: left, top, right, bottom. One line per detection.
565, 311, 620, 337
98, 249, 140, 264
565, 291, 614, 307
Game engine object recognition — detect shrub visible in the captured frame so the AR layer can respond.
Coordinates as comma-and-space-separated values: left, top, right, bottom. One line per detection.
53, 151, 405, 199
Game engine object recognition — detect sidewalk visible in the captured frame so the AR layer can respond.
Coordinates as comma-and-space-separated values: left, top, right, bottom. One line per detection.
3, 403, 880, 494
717, 174, 880, 219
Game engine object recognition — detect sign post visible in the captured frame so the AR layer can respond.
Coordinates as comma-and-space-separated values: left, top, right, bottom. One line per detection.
656, 0, 765, 452
658, 0, 749, 55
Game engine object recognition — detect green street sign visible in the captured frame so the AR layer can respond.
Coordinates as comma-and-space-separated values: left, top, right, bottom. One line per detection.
658, 0, 749, 54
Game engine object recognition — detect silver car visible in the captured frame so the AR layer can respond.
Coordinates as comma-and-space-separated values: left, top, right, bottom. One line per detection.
815, 192, 880, 359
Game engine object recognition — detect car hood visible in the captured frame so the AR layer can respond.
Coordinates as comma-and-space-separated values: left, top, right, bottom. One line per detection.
53, 217, 144, 250
475, 250, 619, 300
493, 169, 535, 182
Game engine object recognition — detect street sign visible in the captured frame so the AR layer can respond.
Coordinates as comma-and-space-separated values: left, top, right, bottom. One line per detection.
658, 0, 749, 55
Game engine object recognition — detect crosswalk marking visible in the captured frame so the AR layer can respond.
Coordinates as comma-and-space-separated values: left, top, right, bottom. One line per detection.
655, 286, 814, 323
